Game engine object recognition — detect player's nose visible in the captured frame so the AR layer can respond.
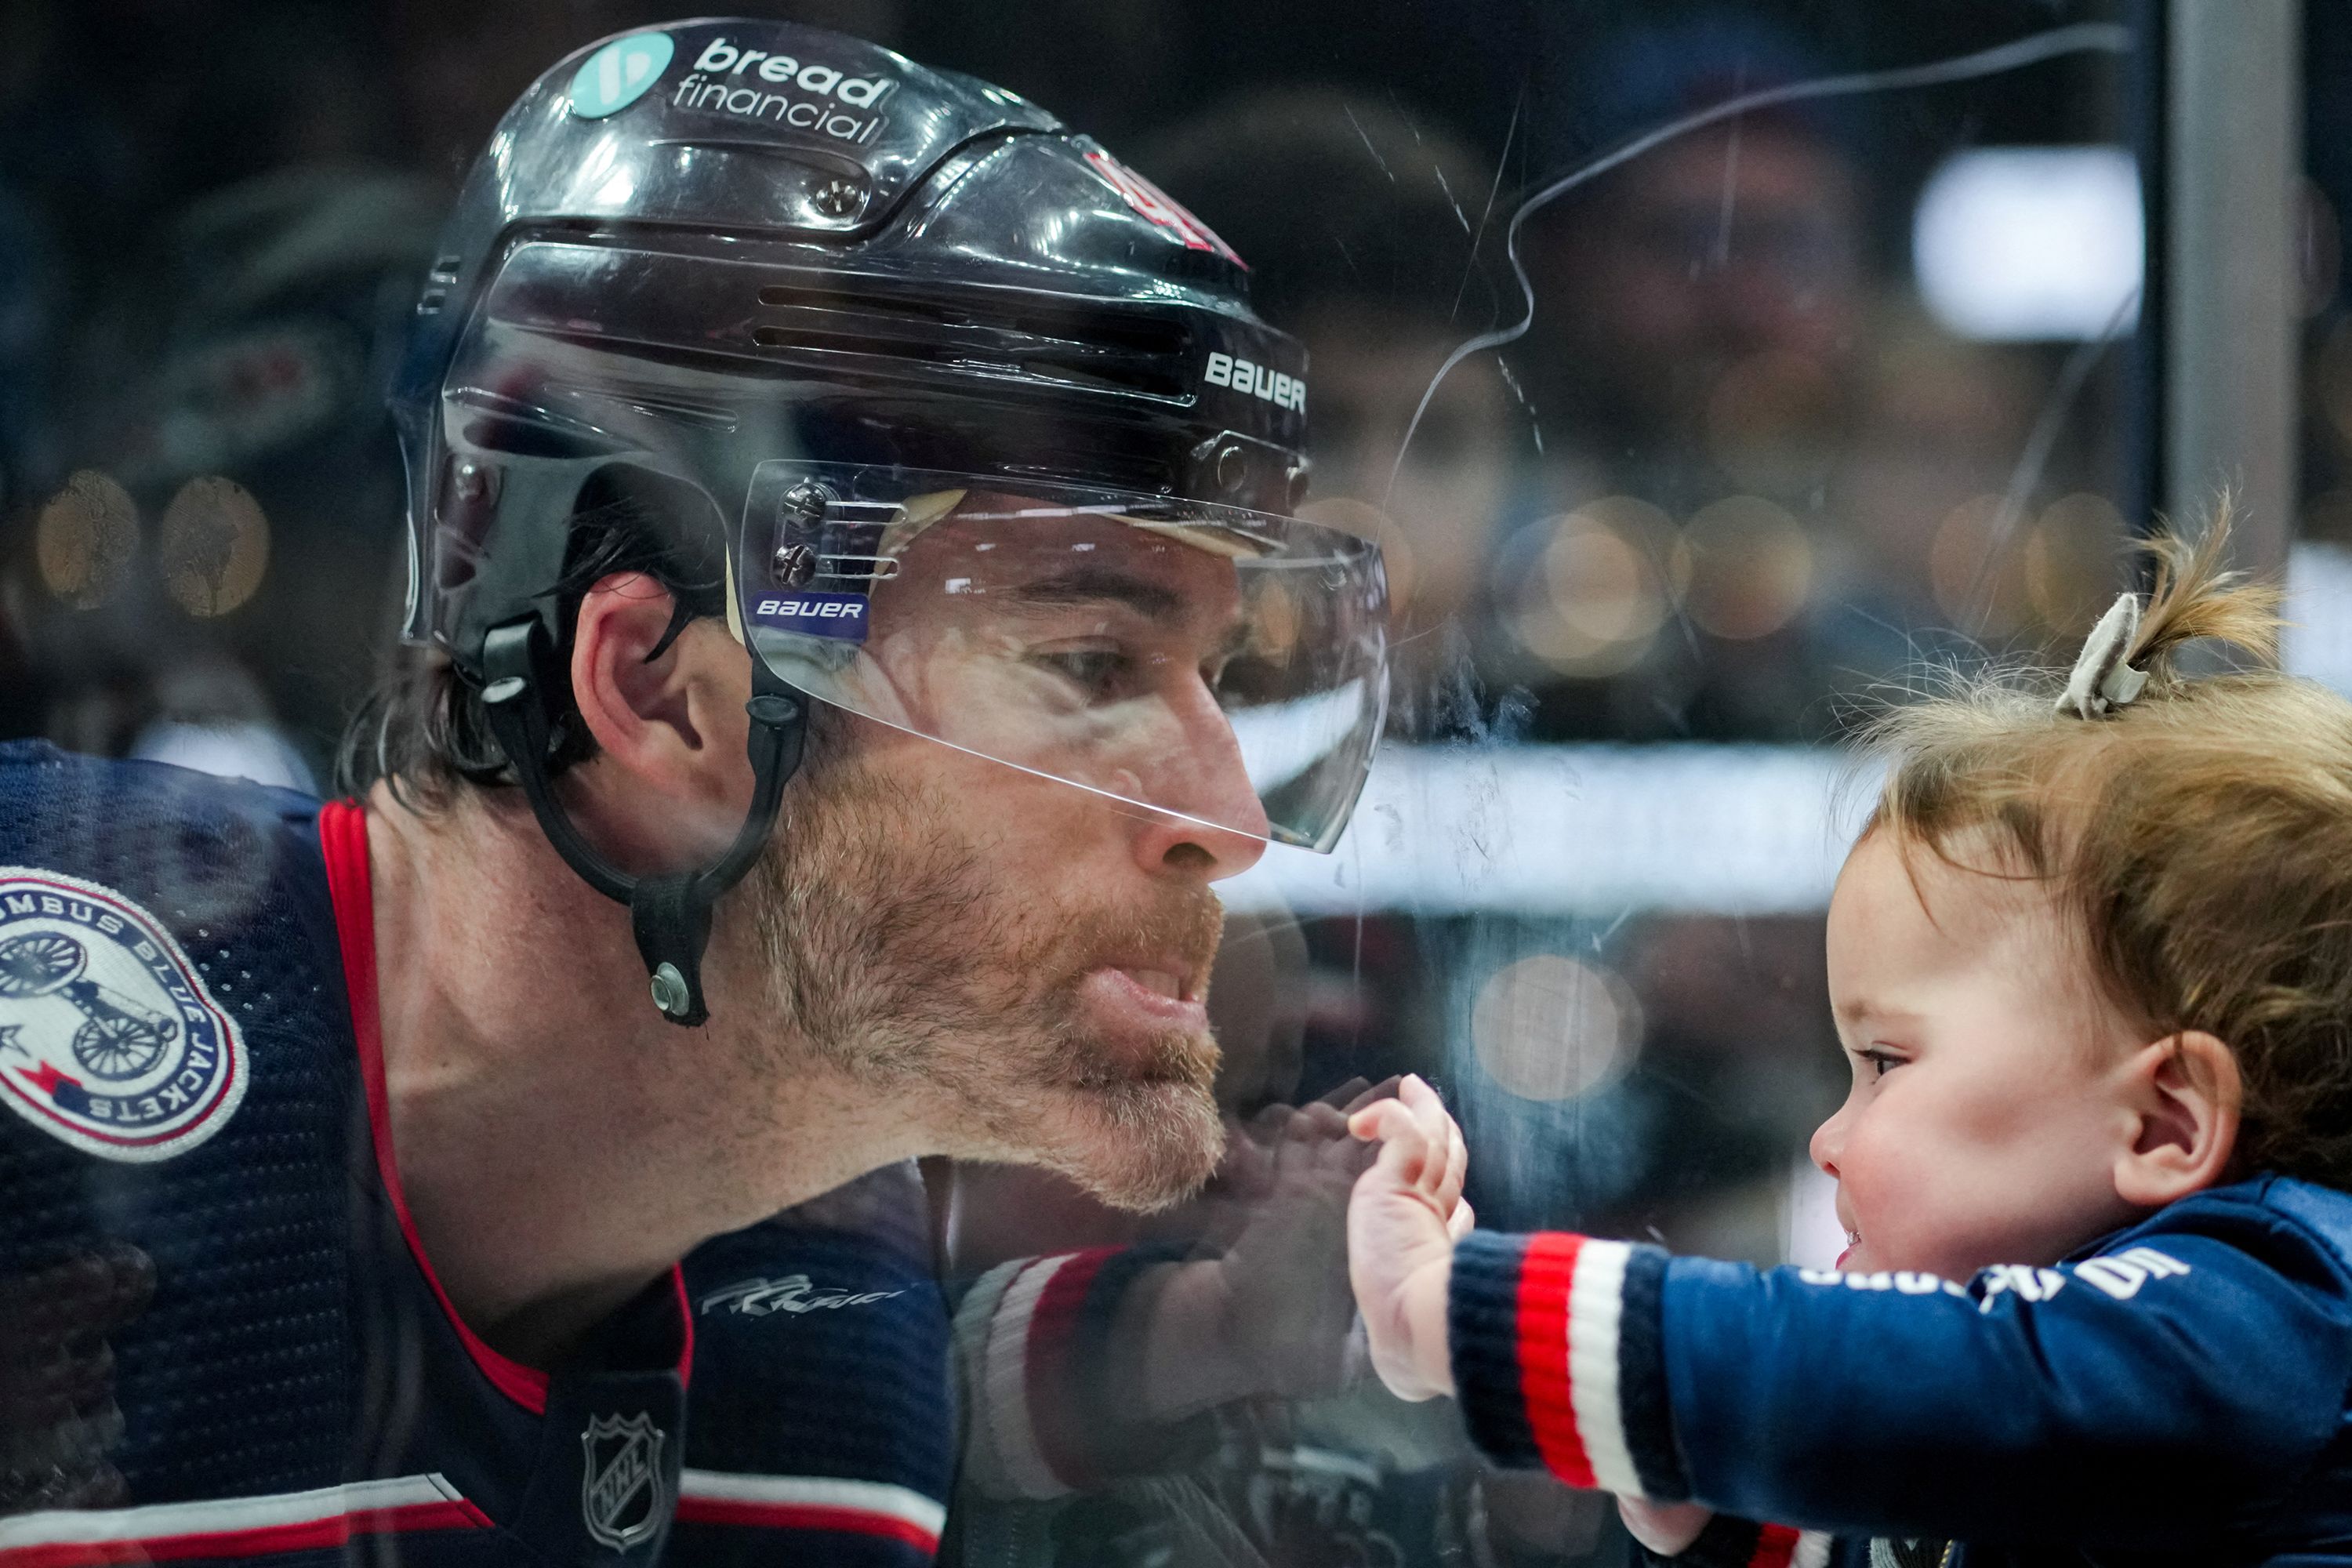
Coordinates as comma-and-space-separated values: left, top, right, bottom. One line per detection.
1127, 679, 1270, 880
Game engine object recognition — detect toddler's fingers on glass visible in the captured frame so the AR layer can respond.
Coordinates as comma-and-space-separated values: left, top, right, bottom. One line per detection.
1322, 1076, 1395, 1113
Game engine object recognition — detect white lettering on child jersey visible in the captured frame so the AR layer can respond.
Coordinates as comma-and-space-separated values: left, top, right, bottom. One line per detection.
1975, 1264, 2070, 1312
2072, 1245, 2190, 1301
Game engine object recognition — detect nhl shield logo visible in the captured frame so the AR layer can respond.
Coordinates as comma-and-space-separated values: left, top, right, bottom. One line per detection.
580, 1412, 666, 1551
0, 869, 247, 1162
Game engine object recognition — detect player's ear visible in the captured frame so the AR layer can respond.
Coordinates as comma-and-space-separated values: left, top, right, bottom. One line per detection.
566, 572, 753, 865
2112, 1031, 2241, 1209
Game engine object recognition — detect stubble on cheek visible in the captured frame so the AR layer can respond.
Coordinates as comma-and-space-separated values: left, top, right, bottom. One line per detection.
744, 755, 1232, 1210
991, 888, 1231, 1210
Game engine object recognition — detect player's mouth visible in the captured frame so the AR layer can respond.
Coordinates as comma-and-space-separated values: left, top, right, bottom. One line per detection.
1076, 957, 1209, 1046
1837, 1225, 1861, 1269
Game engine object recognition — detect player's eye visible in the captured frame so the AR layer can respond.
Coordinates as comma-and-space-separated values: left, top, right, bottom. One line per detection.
1031, 646, 1135, 700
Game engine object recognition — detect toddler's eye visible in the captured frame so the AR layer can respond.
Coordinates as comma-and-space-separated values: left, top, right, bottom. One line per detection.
1859, 1047, 1904, 1079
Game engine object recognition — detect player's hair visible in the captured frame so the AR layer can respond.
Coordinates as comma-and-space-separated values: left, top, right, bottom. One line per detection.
335, 466, 727, 806
1865, 503, 2352, 1189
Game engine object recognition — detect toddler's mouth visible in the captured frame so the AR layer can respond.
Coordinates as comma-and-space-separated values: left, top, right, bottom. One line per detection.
1837, 1226, 1860, 1269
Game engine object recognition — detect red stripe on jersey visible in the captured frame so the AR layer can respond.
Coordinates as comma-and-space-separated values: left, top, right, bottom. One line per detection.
320, 799, 554, 1415
318, 801, 696, 1412
1516, 1232, 1597, 1487
1750, 1523, 1803, 1568
674, 1497, 938, 1552
0, 1498, 492, 1567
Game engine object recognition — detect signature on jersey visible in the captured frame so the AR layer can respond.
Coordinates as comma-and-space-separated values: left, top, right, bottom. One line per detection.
697, 1273, 908, 1317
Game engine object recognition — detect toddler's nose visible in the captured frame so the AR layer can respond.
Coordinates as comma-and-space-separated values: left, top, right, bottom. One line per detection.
1807, 1112, 1845, 1178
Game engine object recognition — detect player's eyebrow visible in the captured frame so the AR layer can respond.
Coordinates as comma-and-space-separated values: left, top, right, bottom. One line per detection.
1007, 568, 1184, 622
1007, 566, 1252, 662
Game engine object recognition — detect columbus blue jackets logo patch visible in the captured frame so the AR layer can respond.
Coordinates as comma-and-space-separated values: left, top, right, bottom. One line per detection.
0, 868, 248, 1162
581, 1412, 666, 1550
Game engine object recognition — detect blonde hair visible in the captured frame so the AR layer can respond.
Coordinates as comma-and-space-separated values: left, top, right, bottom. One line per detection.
1868, 503, 2352, 1187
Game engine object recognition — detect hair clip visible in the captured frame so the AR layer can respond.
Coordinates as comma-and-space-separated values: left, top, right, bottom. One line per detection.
2056, 591, 2149, 719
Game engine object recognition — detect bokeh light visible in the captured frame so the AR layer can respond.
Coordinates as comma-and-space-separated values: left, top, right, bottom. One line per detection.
1929, 492, 2026, 632
1507, 497, 1674, 676
34, 470, 139, 610
160, 476, 271, 618
2024, 492, 2125, 635
1470, 953, 1642, 1102
1929, 491, 2122, 638
1676, 495, 1813, 641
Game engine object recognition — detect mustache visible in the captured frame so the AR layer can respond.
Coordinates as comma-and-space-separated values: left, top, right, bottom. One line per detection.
1041, 888, 1225, 1091
1058, 885, 1225, 991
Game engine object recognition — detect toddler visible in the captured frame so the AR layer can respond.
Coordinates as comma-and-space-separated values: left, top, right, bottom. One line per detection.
1350, 521, 2352, 1566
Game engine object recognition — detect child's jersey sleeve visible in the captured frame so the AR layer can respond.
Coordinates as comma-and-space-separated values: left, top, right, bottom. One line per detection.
1446, 1190, 2352, 1549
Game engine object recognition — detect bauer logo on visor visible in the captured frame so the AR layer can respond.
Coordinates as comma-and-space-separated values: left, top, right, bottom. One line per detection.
569, 31, 675, 119
752, 591, 871, 643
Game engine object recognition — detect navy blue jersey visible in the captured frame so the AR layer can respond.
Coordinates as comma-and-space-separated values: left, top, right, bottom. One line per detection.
0, 744, 1096, 1566
1447, 1179, 2352, 1567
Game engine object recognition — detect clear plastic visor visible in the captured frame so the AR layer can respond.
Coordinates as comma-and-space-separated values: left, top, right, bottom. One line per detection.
731, 462, 1388, 852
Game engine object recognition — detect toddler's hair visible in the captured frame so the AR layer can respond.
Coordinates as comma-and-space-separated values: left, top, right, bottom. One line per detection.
1868, 504, 2352, 1188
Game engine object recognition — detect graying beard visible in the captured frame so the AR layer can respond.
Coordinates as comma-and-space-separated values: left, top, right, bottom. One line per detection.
741, 762, 1225, 1210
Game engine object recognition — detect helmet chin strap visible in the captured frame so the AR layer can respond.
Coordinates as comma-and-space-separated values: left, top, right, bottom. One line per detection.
477, 615, 808, 1027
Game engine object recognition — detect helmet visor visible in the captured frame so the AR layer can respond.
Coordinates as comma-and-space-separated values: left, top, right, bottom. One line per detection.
732, 462, 1388, 852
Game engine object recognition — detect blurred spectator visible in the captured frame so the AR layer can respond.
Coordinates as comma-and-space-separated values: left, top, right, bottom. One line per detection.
0, 186, 60, 740
1490, 13, 1875, 742
1519, 16, 1868, 500
8, 165, 443, 772
1490, 10, 2124, 742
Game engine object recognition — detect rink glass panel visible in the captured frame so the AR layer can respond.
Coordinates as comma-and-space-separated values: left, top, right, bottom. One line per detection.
0, 2, 2217, 1564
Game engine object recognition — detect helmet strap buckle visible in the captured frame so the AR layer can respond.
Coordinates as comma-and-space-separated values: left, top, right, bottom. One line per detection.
477, 616, 807, 1029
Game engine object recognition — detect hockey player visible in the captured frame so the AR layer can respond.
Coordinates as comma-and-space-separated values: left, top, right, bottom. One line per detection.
0, 18, 1399, 1566
1347, 518, 2352, 1566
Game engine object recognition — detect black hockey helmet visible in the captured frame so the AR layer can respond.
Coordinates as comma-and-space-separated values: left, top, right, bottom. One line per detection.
390, 18, 1388, 1024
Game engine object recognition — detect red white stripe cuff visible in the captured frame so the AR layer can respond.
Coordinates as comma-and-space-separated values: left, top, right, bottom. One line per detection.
1563, 1237, 1644, 1496
975, 1252, 1076, 1498
1453, 1229, 1681, 1498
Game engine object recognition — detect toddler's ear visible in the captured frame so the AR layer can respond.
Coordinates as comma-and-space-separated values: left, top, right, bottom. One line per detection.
2113, 1031, 2241, 1209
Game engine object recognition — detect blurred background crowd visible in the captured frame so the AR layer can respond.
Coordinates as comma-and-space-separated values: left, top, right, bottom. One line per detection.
4, 0, 2342, 1561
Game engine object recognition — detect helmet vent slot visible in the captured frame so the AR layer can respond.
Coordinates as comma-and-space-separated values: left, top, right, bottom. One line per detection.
749, 285, 1193, 401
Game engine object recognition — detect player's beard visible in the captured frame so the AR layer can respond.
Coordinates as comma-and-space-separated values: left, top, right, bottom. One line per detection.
739, 745, 1227, 1212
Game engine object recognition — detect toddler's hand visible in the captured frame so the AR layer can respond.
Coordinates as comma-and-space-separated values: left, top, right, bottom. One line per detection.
1618, 1497, 1714, 1556
1346, 1074, 1471, 1401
